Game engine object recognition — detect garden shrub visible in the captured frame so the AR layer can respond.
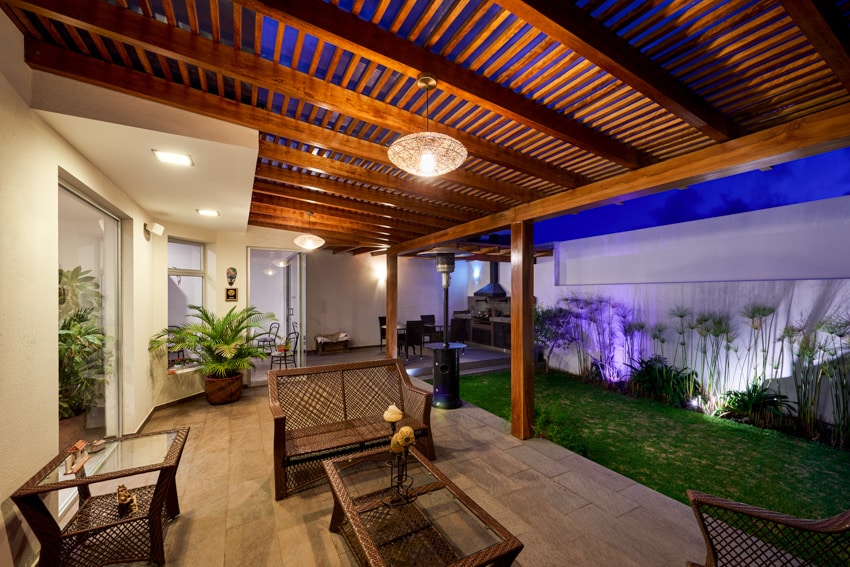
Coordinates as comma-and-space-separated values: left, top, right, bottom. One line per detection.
628, 355, 699, 409
714, 381, 794, 429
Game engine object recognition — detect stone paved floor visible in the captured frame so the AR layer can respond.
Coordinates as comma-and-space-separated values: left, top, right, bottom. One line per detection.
143, 351, 706, 566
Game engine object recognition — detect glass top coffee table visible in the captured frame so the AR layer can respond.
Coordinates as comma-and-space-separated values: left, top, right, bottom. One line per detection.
323, 446, 523, 566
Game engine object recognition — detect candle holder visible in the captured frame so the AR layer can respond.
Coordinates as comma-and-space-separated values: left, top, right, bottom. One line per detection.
381, 406, 417, 507
381, 446, 416, 507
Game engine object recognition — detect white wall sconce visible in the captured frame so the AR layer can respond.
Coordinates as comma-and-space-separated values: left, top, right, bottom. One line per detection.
144, 222, 165, 240
472, 262, 482, 284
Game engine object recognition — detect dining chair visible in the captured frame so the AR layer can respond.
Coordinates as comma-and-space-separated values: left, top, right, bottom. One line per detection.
270, 331, 298, 369
255, 321, 280, 354
420, 314, 438, 342
402, 320, 424, 359
378, 316, 387, 352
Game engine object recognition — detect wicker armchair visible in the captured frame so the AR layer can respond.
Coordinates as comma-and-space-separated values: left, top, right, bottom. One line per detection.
686, 489, 850, 567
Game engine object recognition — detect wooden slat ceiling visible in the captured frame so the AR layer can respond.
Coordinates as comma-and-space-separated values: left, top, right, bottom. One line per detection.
4, 0, 850, 256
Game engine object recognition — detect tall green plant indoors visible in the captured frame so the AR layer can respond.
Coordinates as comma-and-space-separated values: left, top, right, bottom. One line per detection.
58, 267, 110, 419
59, 266, 101, 319
149, 305, 273, 378
58, 308, 109, 418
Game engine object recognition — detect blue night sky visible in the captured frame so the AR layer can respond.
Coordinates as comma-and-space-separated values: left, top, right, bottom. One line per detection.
534, 146, 850, 245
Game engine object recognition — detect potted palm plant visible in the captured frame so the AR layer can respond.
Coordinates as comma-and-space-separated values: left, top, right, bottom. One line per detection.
58, 267, 110, 450
149, 305, 274, 404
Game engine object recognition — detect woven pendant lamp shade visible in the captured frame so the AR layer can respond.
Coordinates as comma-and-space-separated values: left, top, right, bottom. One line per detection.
387, 73, 466, 177
293, 212, 325, 251
387, 131, 467, 177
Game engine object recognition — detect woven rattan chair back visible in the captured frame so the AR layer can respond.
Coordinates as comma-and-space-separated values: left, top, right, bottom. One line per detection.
686, 489, 850, 567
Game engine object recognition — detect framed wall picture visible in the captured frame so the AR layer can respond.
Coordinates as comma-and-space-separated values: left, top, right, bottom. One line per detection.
225, 287, 238, 302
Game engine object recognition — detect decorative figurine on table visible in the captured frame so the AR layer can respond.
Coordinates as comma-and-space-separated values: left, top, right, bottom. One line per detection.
383, 403, 403, 433
115, 484, 138, 515
63, 440, 90, 475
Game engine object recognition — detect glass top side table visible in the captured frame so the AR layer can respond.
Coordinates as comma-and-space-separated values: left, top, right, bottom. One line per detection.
12, 427, 189, 567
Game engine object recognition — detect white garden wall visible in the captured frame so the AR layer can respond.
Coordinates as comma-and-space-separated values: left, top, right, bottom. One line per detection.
535, 196, 850, 424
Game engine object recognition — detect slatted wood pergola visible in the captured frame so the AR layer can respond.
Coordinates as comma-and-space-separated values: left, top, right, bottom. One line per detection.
4, 0, 850, 437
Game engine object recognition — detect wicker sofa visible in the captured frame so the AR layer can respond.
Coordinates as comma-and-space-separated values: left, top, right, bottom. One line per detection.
268, 358, 435, 500
686, 489, 850, 567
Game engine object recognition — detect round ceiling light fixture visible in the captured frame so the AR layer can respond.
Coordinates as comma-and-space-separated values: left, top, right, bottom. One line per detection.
293, 212, 325, 251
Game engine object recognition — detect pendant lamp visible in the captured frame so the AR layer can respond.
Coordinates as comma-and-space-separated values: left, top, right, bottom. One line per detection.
293, 212, 325, 251
387, 73, 467, 177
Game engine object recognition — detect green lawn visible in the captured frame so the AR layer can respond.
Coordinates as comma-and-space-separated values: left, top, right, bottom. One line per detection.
459, 370, 850, 519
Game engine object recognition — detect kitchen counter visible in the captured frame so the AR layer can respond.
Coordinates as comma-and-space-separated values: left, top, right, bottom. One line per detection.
463, 317, 511, 349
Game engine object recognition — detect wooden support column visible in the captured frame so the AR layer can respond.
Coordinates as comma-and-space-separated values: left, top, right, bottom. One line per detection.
510, 220, 535, 440
385, 253, 398, 359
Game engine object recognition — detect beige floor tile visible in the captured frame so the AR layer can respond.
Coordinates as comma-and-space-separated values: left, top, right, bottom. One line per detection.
225, 515, 283, 566
504, 442, 573, 478
278, 519, 342, 567
148, 350, 703, 566
552, 469, 641, 517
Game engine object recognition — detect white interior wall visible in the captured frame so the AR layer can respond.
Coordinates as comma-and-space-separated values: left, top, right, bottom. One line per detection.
0, 18, 165, 563
0, 29, 58, 567
305, 252, 462, 349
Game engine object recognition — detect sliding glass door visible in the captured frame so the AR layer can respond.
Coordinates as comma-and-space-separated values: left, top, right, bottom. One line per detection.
248, 248, 303, 365
58, 186, 121, 439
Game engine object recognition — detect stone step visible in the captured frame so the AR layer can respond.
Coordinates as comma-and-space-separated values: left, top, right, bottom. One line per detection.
406, 354, 512, 378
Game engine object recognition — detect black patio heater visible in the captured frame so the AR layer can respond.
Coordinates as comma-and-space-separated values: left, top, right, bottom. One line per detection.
419, 247, 469, 409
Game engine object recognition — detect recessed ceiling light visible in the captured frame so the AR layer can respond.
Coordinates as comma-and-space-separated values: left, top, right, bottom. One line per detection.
196, 209, 220, 217
152, 149, 193, 166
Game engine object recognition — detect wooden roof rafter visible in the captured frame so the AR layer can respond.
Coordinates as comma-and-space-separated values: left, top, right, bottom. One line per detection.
4, 0, 850, 252
500, 0, 737, 142
238, 0, 655, 170
780, 0, 850, 92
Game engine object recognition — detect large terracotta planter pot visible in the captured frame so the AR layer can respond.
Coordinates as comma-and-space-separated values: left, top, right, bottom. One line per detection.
204, 373, 243, 405
58, 412, 87, 451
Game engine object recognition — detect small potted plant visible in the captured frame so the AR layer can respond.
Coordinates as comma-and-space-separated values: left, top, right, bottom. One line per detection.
149, 305, 274, 404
